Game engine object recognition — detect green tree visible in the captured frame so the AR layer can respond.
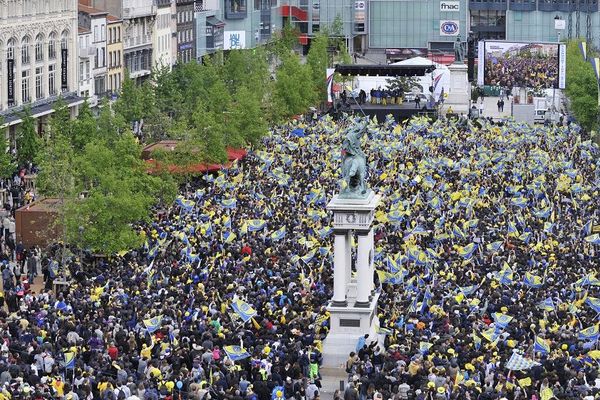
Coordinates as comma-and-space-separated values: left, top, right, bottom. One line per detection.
307, 33, 329, 103
565, 40, 599, 132
273, 52, 315, 120
0, 117, 15, 179
71, 100, 97, 150
113, 71, 151, 125
229, 85, 268, 148
67, 133, 174, 254
189, 101, 228, 163
16, 107, 41, 166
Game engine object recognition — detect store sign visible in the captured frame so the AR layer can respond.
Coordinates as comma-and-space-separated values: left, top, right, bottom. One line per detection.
440, 20, 460, 36
224, 31, 246, 50
7, 59, 14, 103
440, 1, 460, 12
354, 1, 365, 24
61, 48, 68, 89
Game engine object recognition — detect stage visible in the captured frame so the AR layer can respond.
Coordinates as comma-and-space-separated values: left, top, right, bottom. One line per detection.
346, 103, 437, 122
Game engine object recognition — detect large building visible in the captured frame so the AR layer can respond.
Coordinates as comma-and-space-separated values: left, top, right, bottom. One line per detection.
83, 0, 156, 81
78, 4, 109, 106
176, 0, 196, 63
106, 15, 124, 96
0, 0, 82, 137
77, 26, 94, 100
154, 0, 175, 69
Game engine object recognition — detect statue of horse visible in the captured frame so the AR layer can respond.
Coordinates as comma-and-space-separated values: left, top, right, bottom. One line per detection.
339, 120, 370, 199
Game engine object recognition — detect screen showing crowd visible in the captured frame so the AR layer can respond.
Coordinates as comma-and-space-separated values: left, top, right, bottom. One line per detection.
484, 41, 560, 89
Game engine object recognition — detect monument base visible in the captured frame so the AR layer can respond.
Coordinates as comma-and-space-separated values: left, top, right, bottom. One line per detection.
322, 293, 380, 368
445, 63, 470, 114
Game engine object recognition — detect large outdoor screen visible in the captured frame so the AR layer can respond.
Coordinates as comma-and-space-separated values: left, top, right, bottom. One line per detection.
478, 41, 566, 89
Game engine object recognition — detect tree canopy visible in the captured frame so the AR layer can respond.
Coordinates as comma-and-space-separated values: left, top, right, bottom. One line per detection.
565, 40, 599, 133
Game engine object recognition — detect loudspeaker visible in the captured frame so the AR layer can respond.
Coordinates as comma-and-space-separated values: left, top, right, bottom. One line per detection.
467, 36, 475, 82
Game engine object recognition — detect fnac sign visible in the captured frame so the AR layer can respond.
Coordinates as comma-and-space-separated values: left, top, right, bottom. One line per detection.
440, 1, 460, 12
440, 20, 459, 36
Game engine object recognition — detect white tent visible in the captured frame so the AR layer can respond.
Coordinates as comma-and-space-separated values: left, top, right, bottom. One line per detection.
392, 57, 450, 102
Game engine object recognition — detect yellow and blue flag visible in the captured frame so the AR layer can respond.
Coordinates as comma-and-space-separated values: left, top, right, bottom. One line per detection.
270, 226, 286, 241
231, 299, 257, 323
584, 234, 600, 245
492, 313, 513, 329
506, 351, 540, 371
578, 325, 599, 341
533, 336, 550, 355
458, 243, 477, 259
223, 345, 251, 361
247, 219, 266, 232
300, 249, 317, 264
486, 241, 503, 253
523, 272, 543, 289
538, 298, 555, 311
585, 297, 600, 313
459, 285, 478, 296
223, 231, 236, 244
221, 198, 237, 209
317, 226, 333, 238
64, 352, 75, 369
144, 315, 163, 333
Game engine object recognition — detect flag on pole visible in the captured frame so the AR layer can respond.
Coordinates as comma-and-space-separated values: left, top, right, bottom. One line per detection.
505, 351, 540, 370
231, 299, 258, 323
223, 345, 251, 361
533, 336, 551, 355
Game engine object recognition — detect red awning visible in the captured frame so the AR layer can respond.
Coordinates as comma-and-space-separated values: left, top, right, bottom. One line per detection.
146, 147, 247, 174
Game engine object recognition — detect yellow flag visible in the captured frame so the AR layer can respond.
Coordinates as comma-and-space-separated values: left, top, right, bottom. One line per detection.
541, 388, 554, 400
518, 377, 531, 387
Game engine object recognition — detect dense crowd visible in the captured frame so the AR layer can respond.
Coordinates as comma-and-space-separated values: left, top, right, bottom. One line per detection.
485, 54, 558, 90
0, 114, 598, 400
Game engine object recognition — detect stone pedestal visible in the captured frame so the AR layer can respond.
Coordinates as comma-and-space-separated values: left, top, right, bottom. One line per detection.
445, 63, 470, 114
322, 191, 381, 368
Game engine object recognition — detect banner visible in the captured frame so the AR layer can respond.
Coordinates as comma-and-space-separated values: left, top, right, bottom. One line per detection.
326, 68, 335, 104
61, 48, 68, 90
7, 59, 14, 103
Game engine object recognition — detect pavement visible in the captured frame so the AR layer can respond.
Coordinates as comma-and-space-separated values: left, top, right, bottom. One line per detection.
440, 95, 513, 120
319, 367, 348, 397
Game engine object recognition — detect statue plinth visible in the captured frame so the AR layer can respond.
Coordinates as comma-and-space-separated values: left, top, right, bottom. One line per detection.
445, 63, 470, 113
322, 193, 382, 368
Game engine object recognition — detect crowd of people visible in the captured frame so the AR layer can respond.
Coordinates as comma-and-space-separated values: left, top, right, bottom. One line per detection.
485, 54, 558, 91
0, 114, 598, 400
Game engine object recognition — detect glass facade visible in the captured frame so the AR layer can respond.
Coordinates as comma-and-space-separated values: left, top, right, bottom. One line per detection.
368, 0, 468, 49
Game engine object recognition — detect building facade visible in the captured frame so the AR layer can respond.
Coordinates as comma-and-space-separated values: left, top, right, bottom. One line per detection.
78, 27, 93, 99
176, 0, 196, 63
154, 0, 174, 69
106, 16, 124, 96
84, 0, 156, 81
78, 4, 108, 106
0, 0, 82, 136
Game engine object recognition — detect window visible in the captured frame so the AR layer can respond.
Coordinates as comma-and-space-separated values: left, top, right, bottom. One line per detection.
95, 48, 99, 68
49, 64, 56, 95
80, 61, 84, 81
35, 67, 43, 99
48, 33, 57, 59
35, 34, 44, 62
117, 50, 121, 66
117, 27, 120, 41
85, 60, 90, 79
21, 36, 30, 64
21, 70, 30, 103
101, 48, 105, 67
7, 38, 15, 60
61, 30, 68, 50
